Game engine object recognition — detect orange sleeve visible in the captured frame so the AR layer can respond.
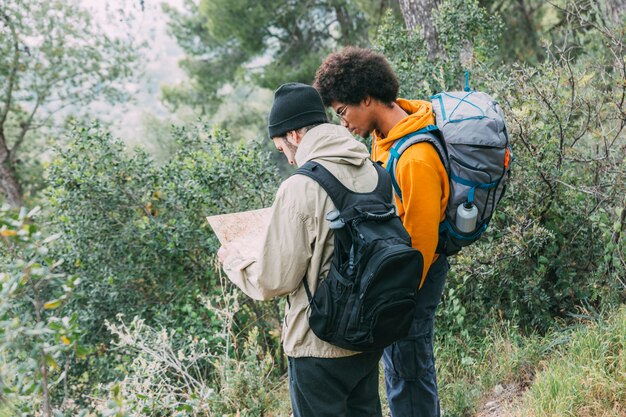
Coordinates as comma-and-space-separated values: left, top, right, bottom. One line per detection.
395, 143, 448, 288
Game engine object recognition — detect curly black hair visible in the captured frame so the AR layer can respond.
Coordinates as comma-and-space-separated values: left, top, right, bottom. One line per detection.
313, 47, 399, 107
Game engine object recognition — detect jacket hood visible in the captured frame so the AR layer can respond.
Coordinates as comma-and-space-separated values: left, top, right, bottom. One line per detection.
373, 99, 435, 151
295, 123, 370, 167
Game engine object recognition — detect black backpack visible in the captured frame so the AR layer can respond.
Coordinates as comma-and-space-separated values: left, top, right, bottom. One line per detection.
296, 160, 424, 352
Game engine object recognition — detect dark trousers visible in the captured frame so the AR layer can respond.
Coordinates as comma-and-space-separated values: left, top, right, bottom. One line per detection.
288, 350, 383, 417
382, 254, 449, 417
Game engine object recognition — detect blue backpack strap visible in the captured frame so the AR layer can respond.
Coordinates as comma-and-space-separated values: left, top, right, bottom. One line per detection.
431, 91, 484, 123
449, 174, 500, 204
386, 125, 448, 202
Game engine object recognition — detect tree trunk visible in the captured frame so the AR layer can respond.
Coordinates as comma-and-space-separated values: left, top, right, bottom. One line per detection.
398, 0, 442, 58
0, 12, 23, 207
604, 0, 626, 25
0, 133, 23, 207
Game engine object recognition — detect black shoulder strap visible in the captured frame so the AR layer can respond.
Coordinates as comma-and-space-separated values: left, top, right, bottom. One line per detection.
295, 160, 392, 211
295, 160, 392, 303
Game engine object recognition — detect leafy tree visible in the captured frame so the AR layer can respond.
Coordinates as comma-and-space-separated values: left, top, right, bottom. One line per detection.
162, 0, 378, 115
45, 122, 283, 400
475, 0, 625, 64
378, 0, 625, 335
375, 0, 503, 99
397, 0, 442, 58
397, 0, 624, 66
0, 207, 82, 416
475, 0, 550, 63
0, 0, 141, 207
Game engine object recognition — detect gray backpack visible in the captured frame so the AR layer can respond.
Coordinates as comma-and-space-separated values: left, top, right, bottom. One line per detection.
386, 89, 512, 256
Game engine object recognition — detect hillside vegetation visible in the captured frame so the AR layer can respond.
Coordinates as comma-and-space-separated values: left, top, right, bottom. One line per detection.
0, 0, 624, 416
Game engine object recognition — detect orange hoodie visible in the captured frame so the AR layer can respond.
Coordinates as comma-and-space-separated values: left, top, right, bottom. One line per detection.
371, 99, 449, 288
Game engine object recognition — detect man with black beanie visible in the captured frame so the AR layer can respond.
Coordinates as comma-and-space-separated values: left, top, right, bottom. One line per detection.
218, 82, 384, 417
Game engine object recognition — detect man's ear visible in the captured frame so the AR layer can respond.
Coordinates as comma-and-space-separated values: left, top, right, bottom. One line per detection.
295, 130, 305, 145
288, 130, 304, 145
363, 96, 372, 106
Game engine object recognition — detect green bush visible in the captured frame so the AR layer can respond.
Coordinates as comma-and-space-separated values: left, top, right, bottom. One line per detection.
450, 18, 626, 332
0, 206, 83, 415
377, 0, 626, 335
44, 121, 283, 405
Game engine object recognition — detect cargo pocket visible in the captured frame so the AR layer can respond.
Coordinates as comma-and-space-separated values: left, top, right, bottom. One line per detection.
386, 321, 434, 380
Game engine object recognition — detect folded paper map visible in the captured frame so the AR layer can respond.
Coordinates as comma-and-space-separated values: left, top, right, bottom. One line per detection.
207, 207, 271, 255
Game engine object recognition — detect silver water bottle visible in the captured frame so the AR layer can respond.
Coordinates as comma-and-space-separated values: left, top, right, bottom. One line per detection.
456, 202, 478, 233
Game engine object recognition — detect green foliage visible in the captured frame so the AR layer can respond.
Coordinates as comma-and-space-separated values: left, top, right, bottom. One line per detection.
2, 1, 624, 415
48, 122, 277, 327
0, 206, 83, 415
479, 0, 555, 64
162, 0, 371, 114
44, 122, 282, 402
436, 318, 541, 416
440, 10, 626, 335
374, 0, 503, 99
477, 1, 626, 65
376, 0, 626, 335
0, 0, 141, 206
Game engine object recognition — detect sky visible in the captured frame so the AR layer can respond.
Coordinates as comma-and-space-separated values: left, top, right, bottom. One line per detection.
81, 0, 188, 143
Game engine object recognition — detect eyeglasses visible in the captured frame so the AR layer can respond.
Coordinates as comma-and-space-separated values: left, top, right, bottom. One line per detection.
335, 105, 348, 120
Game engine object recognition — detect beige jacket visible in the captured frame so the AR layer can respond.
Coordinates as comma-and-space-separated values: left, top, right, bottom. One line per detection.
222, 124, 379, 358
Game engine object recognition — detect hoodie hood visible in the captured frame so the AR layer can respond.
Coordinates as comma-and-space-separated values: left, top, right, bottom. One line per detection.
372, 99, 435, 160
295, 123, 370, 168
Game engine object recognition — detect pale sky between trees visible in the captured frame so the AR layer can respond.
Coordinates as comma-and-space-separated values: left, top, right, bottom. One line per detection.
82, 0, 187, 143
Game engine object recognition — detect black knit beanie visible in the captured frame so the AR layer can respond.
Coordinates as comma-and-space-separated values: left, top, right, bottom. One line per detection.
268, 82, 328, 138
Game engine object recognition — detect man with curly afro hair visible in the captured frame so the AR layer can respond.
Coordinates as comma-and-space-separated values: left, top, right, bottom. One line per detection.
314, 47, 450, 417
